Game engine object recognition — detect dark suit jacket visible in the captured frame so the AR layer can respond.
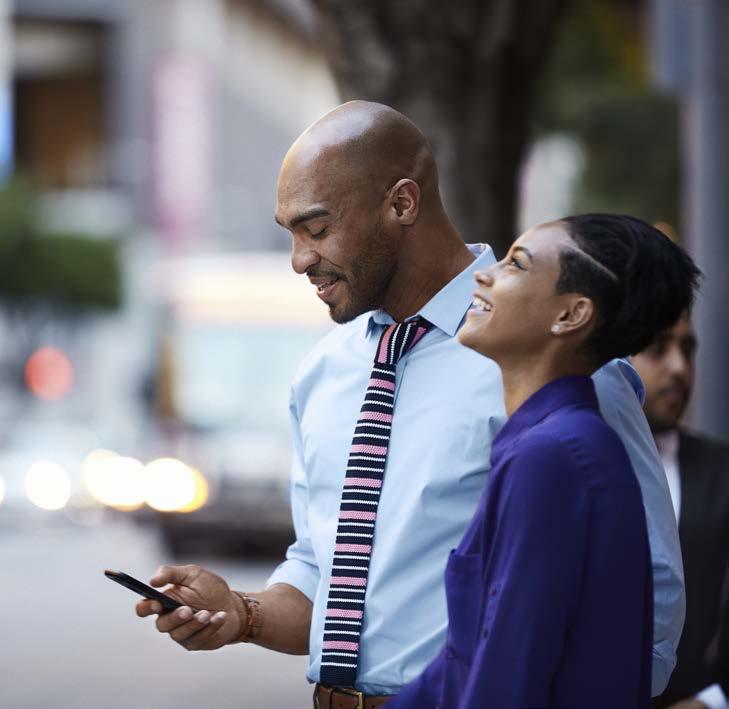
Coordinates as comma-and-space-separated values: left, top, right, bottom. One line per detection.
655, 430, 729, 707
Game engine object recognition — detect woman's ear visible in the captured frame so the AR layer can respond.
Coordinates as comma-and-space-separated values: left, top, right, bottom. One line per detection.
389, 179, 420, 226
552, 296, 596, 337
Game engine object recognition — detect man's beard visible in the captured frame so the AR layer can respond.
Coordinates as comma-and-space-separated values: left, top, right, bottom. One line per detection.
329, 224, 398, 324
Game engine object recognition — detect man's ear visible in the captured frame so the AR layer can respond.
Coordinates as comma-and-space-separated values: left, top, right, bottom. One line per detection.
553, 296, 596, 337
389, 179, 420, 226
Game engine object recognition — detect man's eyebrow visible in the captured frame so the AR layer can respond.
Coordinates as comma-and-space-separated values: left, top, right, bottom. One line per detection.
275, 207, 331, 230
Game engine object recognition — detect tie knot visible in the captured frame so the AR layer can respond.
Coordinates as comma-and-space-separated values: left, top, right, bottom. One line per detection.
375, 317, 432, 365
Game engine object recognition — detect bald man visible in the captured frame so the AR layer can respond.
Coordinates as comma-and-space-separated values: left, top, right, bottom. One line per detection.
136, 102, 684, 706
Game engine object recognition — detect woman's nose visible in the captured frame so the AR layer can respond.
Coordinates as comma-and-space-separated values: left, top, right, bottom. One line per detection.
474, 270, 494, 287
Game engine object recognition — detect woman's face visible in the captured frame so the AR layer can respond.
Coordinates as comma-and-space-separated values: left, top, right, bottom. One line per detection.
459, 222, 577, 361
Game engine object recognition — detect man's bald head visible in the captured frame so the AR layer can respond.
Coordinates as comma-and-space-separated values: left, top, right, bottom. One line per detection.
275, 101, 462, 325
280, 100, 438, 203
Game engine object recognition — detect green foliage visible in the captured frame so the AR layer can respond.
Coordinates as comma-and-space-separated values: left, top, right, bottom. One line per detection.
534, 0, 680, 226
0, 178, 122, 311
570, 89, 680, 226
0, 176, 34, 263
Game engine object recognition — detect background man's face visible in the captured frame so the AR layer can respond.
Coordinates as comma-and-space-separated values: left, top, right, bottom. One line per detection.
631, 312, 697, 434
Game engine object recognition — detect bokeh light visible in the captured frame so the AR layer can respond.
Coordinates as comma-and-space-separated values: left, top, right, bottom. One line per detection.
175, 466, 209, 513
0, 475, 4, 505
82, 450, 146, 510
25, 461, 71, 511
25, 347, 74, 400
145, 458, 197, 512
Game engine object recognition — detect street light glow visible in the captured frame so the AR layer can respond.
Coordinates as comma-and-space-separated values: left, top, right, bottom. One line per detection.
25, 347, 74, 401
83, 450, 146, 510
25, 461, 71, 511
145, 458, 196, 512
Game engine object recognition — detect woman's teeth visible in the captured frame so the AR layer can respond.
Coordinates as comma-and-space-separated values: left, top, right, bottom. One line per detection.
473, 295, 492, 312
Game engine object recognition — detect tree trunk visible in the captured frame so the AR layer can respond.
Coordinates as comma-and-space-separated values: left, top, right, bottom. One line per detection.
313, 0, 570, 258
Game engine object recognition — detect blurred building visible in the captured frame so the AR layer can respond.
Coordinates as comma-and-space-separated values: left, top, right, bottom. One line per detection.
4, 0, 339, 250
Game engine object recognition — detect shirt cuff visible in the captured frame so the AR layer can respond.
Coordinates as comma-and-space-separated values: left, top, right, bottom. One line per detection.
696, 684, 728, 709
266, 558, 320, 602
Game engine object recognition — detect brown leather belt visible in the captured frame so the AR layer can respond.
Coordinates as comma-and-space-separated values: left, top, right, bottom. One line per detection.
313, 684, 393, 709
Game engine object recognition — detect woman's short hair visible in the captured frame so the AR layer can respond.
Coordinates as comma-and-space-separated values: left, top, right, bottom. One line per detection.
556, 213, 701, 367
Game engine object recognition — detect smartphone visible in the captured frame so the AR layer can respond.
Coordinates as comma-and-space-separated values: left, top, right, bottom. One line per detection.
104, 569, 187, 613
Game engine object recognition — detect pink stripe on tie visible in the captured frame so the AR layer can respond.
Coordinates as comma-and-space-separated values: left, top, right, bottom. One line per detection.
339, 510, 376, 521
326, 608, 363, 619
359, 411, 393, 423
377, 325, 396, 363
409, 326, 427, 349
350, 444, 387, 455
368, 378, 395, 391
323, 641, 359, 651
336, 543, 372, 554
344, 478, 382, 488
330, 576, 367, 586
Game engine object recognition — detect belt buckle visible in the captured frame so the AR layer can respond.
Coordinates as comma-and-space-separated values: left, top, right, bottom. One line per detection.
334, 687, 365, 709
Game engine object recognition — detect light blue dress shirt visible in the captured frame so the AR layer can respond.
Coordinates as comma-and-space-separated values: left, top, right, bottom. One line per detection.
267, 244, 685, 697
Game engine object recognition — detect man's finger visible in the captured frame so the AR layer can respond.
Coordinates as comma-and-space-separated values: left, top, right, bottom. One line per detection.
168, 610, 213, 644
156, 605, 195, 633
180, 612, 229, 651
150, 564, 197, 588
136, 599, 162, 617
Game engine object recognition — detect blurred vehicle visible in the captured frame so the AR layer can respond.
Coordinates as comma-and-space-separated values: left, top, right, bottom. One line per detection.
143, 252, 331, 556
0, 418, 102, 524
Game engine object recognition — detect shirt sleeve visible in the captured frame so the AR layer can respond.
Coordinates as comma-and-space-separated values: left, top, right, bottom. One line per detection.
458, 434, 589, 707
266, 389, 320, 601
594, 358, 685, 695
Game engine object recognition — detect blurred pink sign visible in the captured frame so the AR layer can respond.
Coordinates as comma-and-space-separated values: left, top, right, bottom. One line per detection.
152, 56, 212, 245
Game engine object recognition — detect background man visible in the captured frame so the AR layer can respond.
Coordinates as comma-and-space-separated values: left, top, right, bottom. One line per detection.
135, 101, 684, 706
633, 313, 729, 709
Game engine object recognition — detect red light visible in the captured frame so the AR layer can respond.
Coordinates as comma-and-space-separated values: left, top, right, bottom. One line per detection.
25, 347, 74, 400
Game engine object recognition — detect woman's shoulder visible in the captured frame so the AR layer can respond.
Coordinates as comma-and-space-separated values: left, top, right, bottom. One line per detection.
510, 406, 633, 488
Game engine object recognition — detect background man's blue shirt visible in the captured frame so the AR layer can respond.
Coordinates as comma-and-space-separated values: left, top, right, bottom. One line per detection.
267, 244, 684, 696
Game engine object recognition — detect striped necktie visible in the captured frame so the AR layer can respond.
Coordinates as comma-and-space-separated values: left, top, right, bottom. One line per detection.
319, 317, 432, 688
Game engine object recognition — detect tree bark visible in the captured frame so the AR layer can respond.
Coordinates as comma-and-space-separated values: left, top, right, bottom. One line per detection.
313, 0, 570, 257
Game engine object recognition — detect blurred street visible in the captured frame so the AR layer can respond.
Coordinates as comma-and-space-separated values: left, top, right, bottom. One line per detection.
0, 514, 311, 709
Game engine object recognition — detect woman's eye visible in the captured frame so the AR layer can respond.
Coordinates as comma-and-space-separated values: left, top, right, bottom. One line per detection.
509, 256, 524, 270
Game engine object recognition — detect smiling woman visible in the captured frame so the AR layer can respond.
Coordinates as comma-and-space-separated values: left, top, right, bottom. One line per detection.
389, 214, 701, 709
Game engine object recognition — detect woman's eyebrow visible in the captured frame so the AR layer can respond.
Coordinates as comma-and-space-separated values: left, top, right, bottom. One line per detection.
512, 245, 533, 262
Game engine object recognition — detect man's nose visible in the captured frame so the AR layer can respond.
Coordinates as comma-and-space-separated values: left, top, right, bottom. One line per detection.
291, 237, 320, 275
665, 344, 690, 378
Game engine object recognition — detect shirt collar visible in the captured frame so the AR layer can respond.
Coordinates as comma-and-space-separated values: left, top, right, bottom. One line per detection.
493, 376, 599, 454
366, 243, 496, 337
654, 429, 679, 465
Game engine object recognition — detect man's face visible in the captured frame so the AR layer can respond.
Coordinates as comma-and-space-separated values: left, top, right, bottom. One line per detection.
275, 150, 398, 324
631, 313, 697, 434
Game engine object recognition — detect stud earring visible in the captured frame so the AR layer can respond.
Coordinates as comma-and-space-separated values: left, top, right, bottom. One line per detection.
551, 325, 560, 334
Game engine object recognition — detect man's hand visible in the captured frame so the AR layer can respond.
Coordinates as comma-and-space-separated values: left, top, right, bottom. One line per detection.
135, 564, 245, 651
666, 700, 708, 709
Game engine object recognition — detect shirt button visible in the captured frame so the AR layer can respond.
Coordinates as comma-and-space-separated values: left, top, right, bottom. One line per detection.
482, 627, 489, 638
